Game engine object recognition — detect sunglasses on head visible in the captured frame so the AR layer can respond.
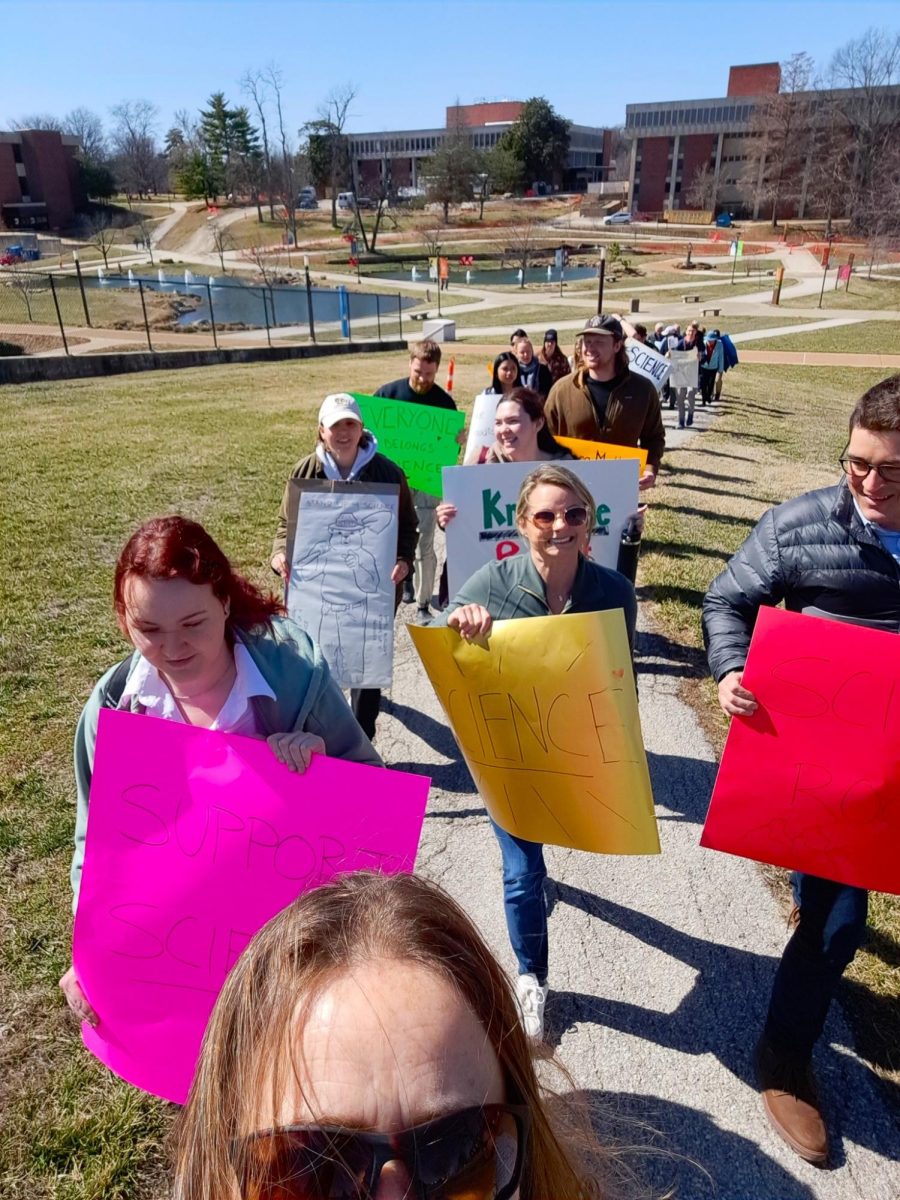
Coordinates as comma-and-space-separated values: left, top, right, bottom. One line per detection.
528, 505, 589, 530
232, 1103, 530, 1200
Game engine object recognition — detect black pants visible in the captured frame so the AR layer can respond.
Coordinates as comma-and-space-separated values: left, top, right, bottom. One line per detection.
350, 688, 380, 740
348, 582, 403, 741
700, 368, 716, 405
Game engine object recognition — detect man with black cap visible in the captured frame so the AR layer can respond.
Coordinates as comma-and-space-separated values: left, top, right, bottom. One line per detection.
538, 328, 571, 383
544, 314, 664, 491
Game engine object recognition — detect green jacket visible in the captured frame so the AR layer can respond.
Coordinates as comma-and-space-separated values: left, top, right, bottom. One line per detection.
71, 617, 381, 906
441, 552, 637, 647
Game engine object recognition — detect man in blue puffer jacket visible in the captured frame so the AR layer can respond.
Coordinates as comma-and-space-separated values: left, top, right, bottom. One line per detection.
702, 374, 900, 1165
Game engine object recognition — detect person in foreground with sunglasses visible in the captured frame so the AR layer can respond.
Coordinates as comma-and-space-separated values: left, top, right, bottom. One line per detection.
702, 374, 900, 1166
174, 870, 608, 1199
440, 465, 637, 1039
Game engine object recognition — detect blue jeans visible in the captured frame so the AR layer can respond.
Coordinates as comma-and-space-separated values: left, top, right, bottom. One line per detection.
490, 819, 548, 984
765, 872, 868, 1058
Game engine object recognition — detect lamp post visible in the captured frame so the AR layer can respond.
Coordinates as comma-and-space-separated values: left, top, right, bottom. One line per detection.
304, 253, 316, 343
596, 246, 606, 316
72, 249, 91, 327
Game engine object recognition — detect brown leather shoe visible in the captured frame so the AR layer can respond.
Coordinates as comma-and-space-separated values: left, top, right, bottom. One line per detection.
755, 1036, 829, 1165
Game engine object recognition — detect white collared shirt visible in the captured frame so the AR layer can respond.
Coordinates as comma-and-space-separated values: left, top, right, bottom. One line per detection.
121, 642, 276, 738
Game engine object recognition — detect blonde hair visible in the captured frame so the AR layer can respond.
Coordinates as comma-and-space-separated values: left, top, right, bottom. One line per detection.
515, 464, 598, 532
173, 872, 608, 1199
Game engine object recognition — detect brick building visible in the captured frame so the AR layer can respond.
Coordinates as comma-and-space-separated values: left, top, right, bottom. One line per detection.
624, 64, 900, 220
348, 101, 612, 194
0, 129, 82, 231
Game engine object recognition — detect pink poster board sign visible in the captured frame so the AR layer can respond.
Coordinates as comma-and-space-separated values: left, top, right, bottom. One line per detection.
73, 709, 429, 1104
701, 606, 900, 894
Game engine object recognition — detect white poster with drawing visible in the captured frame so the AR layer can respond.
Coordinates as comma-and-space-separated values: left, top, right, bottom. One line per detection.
442, 459, 639, 598
626, 337, 671, 390
668, 349, 699, 390
286, 482, 399, 689
463, 392, 499, 464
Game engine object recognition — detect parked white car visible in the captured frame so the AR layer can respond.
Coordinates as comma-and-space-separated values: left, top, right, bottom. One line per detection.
602, 211, 632, 225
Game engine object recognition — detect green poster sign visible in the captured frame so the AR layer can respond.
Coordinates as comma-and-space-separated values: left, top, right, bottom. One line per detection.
351, 392, 465, 497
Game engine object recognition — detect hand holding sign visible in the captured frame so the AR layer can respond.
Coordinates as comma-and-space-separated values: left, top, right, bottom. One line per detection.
73, 711, 429, 1103
702, 607, 900, 894
410, 612, 658, 854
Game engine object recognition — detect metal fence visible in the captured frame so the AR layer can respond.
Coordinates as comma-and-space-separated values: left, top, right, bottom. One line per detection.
0, 267, 409, 357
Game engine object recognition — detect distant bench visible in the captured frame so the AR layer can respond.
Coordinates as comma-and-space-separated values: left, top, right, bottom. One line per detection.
702, 307, 721, 316
682, 294, 700, 303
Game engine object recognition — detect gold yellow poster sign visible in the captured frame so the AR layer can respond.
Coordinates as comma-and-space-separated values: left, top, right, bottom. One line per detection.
409, 611, 659, 854
555, 436, 648, 470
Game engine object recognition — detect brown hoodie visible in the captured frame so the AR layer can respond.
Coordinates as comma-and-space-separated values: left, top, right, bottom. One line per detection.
544, 367, 665, 468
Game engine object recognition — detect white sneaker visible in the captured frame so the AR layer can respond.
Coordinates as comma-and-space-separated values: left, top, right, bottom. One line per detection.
515, 973, 548, 1039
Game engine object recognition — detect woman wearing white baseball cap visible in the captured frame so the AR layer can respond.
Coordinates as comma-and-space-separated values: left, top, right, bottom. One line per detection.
271, 393, 418, 739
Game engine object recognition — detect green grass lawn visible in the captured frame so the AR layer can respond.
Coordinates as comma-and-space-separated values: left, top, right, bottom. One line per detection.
1, 354, 897, 1196
781, 275, 900, 312
747, 320, 900, 355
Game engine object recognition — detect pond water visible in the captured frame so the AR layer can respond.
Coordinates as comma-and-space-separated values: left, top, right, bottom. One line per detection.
83, 272, 413, 328
367, 264, 600, 287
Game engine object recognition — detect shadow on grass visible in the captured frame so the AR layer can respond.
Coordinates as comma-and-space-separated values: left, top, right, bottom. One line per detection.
635, 629, 709, 680
637, 582, 707, 609
663, 479, 769, 503
652, 502, 757, 530
641, 537, 731, 563
663, 446, 759, 464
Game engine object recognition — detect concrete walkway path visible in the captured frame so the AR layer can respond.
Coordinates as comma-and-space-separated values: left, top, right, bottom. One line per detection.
376, 410, 898, 1198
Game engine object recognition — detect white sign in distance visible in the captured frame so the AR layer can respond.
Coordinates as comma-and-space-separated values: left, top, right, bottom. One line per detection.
668, 349, 699, 390
442, 458, 640, 598
463, 392, 499, 464
625, 337, 671, 390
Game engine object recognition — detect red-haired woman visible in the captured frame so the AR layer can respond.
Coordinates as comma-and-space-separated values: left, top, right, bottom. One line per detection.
59, 515, 380, 1027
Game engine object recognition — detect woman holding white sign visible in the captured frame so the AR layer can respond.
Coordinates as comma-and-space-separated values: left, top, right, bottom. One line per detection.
61, 515, 381, 1028
270, 393, 418, 739
441, 465, 637, 1039
439, 388, 573, 529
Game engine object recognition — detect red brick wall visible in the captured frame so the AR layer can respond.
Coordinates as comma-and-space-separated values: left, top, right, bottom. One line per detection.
727, 63, 780, 96
446, 101, 523, 128
0, 143, 21, 207
680, 133, 716, 204
635, 137, 670, 212
26, 132, 77, 227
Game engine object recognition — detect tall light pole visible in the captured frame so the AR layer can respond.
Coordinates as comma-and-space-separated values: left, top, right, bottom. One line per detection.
596, 246, 606, 316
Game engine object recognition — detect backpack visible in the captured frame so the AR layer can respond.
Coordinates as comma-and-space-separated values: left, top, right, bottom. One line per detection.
721, 334, 739, 371
99, 653, 137, 709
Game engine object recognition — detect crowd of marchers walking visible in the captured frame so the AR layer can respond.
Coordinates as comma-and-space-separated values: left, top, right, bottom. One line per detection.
54, 311, 900, 1193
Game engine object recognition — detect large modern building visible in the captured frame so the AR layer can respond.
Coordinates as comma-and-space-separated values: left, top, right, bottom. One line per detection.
624, 63, 900, 219
348, 101, 612, 195
0, 129, 81, 230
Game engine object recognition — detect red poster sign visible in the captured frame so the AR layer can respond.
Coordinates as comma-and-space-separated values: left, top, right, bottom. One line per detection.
701, 607, 900, 894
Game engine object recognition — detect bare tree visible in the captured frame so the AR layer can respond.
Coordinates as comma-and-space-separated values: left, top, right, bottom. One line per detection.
242, 68, 276, 220
685, 162, 717, 211
3, 262, 44, 320
132, 213, 155, 265
84, 211, 124, 268
802, 83, 854, 233
240, 238, 279, 287
415, 216, 444, 260
264, 65, 298, 245
210, 219, 234, 272
63, 107, 106, 162
740, 52, 814, 225
497, 218, 543, 287
306, 83, 357, 229
829, 28, 900, 228
6, 112, 60, 130
110, 99, 160, 199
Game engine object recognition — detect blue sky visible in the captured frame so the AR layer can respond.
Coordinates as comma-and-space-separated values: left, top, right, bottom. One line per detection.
2, 0, 898, 138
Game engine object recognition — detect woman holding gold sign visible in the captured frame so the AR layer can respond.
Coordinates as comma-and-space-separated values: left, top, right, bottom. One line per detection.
439, 465, 637, 1039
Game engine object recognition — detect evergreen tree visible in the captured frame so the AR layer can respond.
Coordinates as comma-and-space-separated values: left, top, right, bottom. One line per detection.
499, 98, 570, 189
